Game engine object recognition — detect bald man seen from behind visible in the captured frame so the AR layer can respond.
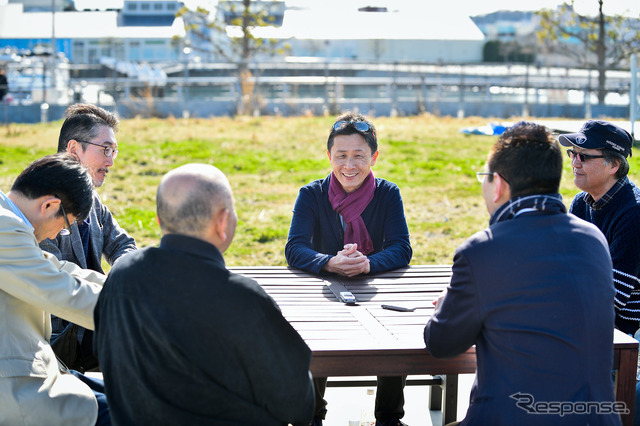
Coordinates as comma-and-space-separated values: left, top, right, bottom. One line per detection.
94, 163, 315, 426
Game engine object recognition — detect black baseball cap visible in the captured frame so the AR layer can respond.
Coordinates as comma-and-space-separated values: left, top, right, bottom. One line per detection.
558, 120, 633, 158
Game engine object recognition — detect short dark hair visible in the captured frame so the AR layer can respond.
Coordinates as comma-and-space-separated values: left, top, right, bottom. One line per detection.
57, 104, 119, 153
602, 150, 629, 180
11, 153, 94, 221
327, 111, 377, 154
487, 121, 562, 198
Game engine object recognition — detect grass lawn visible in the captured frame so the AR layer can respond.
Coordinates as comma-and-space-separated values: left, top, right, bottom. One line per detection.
2, 114, 637, 270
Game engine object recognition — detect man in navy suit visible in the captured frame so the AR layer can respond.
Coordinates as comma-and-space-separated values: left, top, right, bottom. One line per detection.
424, 122, 621, 425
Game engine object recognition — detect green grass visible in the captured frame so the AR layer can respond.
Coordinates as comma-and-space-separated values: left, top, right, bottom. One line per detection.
3, 114, 638, 270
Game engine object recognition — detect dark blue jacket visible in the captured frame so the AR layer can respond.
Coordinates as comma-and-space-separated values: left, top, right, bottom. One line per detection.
570, 177, 640, 331
285, 175, 412, 275
424, 206, 619, 425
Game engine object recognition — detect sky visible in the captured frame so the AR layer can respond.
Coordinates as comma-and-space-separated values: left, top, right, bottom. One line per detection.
75, 0, 640, 18
434, 0, 640, 16
179, 0, 640, 18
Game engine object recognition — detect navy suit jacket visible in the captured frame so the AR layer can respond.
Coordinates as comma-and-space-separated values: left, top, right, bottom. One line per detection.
424, 209, 620, 425
285, 175, 412, 275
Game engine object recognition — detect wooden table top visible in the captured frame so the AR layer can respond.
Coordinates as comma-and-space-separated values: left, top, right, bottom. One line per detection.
230, 264, 635, 357
230, 265, 449, 352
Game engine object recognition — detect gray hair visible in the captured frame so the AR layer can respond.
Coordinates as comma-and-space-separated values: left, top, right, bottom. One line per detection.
57, 104, 119, 152
602, 150, 629, 179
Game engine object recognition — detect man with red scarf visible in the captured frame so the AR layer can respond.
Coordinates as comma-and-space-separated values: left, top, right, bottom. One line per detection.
286, 112, 412, 426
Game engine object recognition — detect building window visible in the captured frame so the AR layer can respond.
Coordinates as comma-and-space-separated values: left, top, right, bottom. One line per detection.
127, 3, 137, 11
154, 3, 163, 10
88, 48, 98, 63
141, 3, 150, 11
114, 42, 125, 60
129, 41, 141, 60
72, 40, 85, 63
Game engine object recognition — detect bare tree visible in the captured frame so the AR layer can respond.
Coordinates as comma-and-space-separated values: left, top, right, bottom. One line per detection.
176, 1, 289, 115
537, 0, 640, 103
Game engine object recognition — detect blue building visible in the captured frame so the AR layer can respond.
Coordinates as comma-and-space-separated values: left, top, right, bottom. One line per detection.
0, 0, 185, 63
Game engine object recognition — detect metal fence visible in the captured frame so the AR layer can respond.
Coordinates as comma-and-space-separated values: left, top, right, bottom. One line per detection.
0, 60, 636, 123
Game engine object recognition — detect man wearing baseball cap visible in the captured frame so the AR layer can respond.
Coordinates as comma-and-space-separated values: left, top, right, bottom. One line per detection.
559, 120, 640, 335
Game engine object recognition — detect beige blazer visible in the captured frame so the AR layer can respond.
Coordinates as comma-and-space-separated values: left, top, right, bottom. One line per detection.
0, 197, 106, 426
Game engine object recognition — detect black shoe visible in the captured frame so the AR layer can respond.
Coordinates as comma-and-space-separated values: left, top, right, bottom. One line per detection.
310, 417, 323, 426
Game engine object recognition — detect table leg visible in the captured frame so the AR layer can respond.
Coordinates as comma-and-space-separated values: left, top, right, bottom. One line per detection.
442, 374, 459, 426
616, 347, 638, 426
429, 377, 443, 411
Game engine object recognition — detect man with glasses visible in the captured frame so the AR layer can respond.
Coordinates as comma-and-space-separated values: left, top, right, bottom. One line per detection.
425, 122, 620, 425
285, 112, 412, 426
558, 120, 640, 336
40, 103, 137, 372
0, 153, 109, 425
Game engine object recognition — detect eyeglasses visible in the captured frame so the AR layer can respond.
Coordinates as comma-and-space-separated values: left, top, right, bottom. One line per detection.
476, 171, 510, 184
77, 140, 119, 159
333, 120, 376, 139
58, 202, 73, 236
566, 149, 604, 163
476, 172, 492, 183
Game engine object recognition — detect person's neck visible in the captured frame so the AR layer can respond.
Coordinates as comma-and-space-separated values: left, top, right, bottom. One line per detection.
588, 178, 619, 202
5, 191, 45, 241
6, 191, 26, 213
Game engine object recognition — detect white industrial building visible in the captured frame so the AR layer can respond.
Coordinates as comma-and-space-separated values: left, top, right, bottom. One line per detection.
0, 0, 486, 64
248, 3, 485, 63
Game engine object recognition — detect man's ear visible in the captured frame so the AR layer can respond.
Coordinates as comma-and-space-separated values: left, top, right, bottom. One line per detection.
327, 150, 332, 161
66, 139, 81, 159
608, 158, 621, 176
371, 150, 379, 166
39, 196, 61, 217
215, 208, 230, 242
492, 173, 510, 204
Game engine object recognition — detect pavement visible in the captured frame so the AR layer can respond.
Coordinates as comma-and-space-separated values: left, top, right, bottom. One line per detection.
322, 374, 475, 426
86, 371, 475, 425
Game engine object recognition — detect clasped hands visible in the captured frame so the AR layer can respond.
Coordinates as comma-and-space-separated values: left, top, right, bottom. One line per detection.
323, 243, 370, 277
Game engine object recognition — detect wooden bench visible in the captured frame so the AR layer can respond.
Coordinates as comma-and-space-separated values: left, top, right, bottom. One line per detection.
327, 374, 452, 412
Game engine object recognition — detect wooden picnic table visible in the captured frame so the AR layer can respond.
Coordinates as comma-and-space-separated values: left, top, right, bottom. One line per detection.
230, 265, 638, 426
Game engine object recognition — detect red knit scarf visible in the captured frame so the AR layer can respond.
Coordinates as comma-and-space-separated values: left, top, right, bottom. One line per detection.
328, 171, 375, 255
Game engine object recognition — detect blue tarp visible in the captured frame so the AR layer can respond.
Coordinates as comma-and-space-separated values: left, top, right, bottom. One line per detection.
460, 122, 507, 136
